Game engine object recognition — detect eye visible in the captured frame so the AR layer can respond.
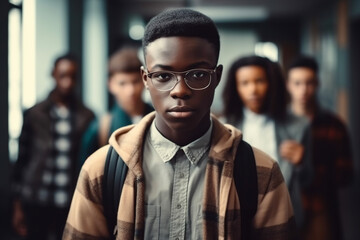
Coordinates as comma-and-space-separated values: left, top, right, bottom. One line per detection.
151, 72, 174, 82
255, 78, 267, 84
294, 80, 301, 86
238, 79, 248, 86
188, 70, 208, 80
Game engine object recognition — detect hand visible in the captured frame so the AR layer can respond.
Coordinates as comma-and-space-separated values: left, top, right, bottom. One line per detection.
12, 200, 28, 237
279, 140, 304, 165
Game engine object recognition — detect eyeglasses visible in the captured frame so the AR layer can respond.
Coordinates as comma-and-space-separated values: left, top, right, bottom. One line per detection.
143, 67, 217, 91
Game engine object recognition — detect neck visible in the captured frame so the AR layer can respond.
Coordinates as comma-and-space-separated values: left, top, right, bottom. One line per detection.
155, 115, 211, 147
290, 101, 315, 120
51, 90, 73, 107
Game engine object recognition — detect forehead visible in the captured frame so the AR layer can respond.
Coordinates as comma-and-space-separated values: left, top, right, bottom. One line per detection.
110, 72, 141, 82
236, 65, 266, 79
288, 67, 316, 80
144, 37, 217, 70
55, 59, 77, 72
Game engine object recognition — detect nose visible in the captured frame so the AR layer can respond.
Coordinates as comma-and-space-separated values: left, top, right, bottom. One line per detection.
170, 75, 192, 99
248, 82, 258, 94
299, 84, 307, 95
62, 77, 75, 89
126, 83, 136, 95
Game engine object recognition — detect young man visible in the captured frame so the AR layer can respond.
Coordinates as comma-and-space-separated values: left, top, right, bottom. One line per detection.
63, 9, 295, 240
12, 54, 95, 240
286, 56, 353, 240
78, 46, 154, 168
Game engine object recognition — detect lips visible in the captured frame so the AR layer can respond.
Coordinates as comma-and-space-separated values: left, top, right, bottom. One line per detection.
247, 97, 262, 104
168, 106, 195, 118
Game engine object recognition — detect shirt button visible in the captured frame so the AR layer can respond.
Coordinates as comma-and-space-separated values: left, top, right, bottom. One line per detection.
177, 204, 181, 209
175, 238, 179, 240
179, 173, 184, 178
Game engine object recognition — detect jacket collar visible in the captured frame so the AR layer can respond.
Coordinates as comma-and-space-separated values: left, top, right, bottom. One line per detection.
109, 112, 243, 176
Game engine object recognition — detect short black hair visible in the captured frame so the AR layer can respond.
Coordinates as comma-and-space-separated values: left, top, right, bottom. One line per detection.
287, 55, 318, 74
53, 53, 78, 69
222, 55, 287, 122
108, 46, 142, 78
142, 8, 220, 62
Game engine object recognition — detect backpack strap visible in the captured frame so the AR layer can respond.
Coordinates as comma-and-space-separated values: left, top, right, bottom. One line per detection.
103, 140, 258, 239
234, 140, 258, 240
103, 146, 128, 237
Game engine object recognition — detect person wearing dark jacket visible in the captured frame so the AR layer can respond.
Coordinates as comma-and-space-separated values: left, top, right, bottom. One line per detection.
286, 55, 353, 240
11, 54, 95, 240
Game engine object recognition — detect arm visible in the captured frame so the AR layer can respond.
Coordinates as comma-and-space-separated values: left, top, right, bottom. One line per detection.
279, 140, 304, 165
333, 120, 353, 187
295, 125, 313, 188
11, 110, 32, 236
279, 124, 313, 188
252, 161, 297, 240
12, 110, 32, 192
63, 146, 110, 240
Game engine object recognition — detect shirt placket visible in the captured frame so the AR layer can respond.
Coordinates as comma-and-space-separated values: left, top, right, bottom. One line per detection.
169, 150, 190, 240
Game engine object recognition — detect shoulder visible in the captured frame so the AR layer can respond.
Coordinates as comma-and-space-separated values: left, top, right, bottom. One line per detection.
22, 99, 50, 120
80, 105, 95, 120
81, 145, 110, 180
252, 147, 277, 168
72, 145, 110, 205
252, 147, 285, 195
317, 109, 347, 128
252, 146, 281, 178
74, 99, 95, 119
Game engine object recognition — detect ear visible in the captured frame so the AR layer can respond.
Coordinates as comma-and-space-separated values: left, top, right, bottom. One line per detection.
51, 68, 56, 78
214, 64, 223, 87
285, 77, 291, 91
140, 66, 149, 89
107, 77, 116, 95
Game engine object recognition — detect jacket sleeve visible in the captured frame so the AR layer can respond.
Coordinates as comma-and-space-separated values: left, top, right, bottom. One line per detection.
11, 109, 32, 197
296, 124, 314, 188
63, 146, 110, 240
333, 118, 354, 187
252, 150, 297, 240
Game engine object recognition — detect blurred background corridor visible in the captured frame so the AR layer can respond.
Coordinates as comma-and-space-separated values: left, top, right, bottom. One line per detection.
0, 0, 359, 239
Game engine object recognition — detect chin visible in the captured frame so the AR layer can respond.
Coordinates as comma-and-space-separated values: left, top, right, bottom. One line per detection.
248, 107, 262, 114
167, 116, 199, 130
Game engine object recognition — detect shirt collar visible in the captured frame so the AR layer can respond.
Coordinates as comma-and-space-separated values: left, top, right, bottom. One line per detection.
149, 119, 213, 165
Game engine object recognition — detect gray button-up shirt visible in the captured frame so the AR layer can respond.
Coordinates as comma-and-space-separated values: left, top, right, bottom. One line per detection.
143, 120, 212, 240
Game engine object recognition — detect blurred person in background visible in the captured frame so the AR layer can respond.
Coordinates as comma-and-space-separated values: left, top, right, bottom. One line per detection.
11, 54, 95, 240
222, 55, 313, 230
78, 46, 154, 167
286, 55, 353, 240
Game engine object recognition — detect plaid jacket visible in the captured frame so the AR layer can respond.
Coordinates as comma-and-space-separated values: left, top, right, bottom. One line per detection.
63, 112, 295, 240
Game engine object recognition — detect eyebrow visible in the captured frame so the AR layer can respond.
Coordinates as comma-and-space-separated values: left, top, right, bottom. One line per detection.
150, 61, 214, 71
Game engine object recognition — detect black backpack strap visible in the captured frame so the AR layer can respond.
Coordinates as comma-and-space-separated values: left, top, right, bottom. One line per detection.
103, 141, 257, 238
103, 146, 128, 237
234, 140, 258, 240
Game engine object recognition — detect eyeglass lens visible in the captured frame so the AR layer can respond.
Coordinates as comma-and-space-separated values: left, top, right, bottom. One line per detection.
151, 69, 211, 90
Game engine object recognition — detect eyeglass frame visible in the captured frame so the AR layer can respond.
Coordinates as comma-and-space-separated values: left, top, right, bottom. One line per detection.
141, 66, 219, 91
